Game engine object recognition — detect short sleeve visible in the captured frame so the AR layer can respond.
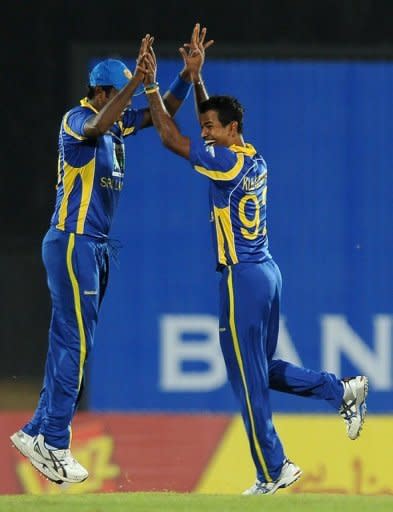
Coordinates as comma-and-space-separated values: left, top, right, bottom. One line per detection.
63, 109, 93, 141
119, 108, 145, 137
189, 138, 244, 182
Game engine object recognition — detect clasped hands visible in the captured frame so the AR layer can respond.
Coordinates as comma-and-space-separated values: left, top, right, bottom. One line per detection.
134, 23, 214, 88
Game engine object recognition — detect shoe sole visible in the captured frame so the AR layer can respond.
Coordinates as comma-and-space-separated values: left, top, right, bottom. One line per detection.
266, 468, 303, 495
29, 458, 65, 485
352, 376, 368, 440
357, 377, 368, 437
10, 435, 64, 485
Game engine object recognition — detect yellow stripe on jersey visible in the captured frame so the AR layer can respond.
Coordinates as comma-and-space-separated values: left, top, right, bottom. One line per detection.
76, 160, 96, 234
63, 98, 98, 141
214, 206, 238, 264
122, 127, 135, 136
118, 120, 135, 136
229, 143, 257, 157
56, 159, 95, 234
80, 97, 98, 113
214, 210, 227, 265
227, 267, 272, 482
63, 112, 88, 141
57, 163, 78, 230
194, 153, 244, 181
66, 233, 86, 389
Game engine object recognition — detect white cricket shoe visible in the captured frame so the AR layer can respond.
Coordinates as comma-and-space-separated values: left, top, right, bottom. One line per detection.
339, 376, 368, 440
10, 430, 63, 484
242, 459, 302, 495
30, 434, 88, 483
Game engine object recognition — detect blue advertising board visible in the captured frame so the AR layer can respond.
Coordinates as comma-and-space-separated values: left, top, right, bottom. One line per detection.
89, 59, 393, 412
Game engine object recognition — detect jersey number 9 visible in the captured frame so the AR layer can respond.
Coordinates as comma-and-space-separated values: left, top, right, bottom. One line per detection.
238, 189, 267, 240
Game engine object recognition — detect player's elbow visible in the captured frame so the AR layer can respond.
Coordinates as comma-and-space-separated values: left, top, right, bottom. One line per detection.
162, 134, 189, 159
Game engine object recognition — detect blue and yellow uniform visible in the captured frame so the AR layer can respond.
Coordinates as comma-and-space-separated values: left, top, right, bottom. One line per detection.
189, 139, 344, 482
23, 99, 144, 448
52, 98, 143, 237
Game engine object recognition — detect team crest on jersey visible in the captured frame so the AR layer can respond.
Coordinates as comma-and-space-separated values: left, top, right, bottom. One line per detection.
112, 141, 125, 178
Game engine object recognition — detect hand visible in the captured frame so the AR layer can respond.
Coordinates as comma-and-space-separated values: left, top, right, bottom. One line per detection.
134, 34, 154, 80
179, 23, 214, 81
142, 47, 157, 86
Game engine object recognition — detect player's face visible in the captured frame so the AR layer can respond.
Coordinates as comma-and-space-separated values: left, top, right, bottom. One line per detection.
200, 110, 236, 146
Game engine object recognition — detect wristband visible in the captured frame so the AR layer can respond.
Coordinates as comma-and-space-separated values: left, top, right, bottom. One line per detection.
145, 86, 159, 95
144, 82, 159, 94
168, 74, 192, 100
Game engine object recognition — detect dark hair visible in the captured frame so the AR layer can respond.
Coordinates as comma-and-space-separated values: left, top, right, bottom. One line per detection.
86, 85, 114, 99
199, 96, 244, 133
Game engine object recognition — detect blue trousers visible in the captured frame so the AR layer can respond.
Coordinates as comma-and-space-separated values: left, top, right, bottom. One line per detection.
219, 260, 343, 482
23, 228, 110, 448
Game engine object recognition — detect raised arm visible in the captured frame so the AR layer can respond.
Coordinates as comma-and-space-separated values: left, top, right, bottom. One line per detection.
180, 23, 213, 115
139, 23, 213, 129
143, 48, 191, 159
84, 35, 151, 137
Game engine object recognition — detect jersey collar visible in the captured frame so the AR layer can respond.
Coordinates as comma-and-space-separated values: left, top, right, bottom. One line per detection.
229, 143, 256, 156
80, 97, 99, 114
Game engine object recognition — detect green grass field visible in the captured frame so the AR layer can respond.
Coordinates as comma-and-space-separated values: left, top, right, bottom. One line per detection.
0, 493, 392, 512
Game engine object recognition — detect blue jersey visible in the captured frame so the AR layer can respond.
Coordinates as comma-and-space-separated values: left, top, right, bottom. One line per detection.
190, 139, 271, 268
50, 98, 144, 238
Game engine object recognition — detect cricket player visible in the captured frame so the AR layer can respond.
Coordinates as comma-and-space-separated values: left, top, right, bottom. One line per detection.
10, 31, 208, 484
141, 25, 368, 495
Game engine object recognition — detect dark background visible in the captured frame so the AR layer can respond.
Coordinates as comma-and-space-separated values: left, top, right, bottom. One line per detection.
2, 0, 393, 403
